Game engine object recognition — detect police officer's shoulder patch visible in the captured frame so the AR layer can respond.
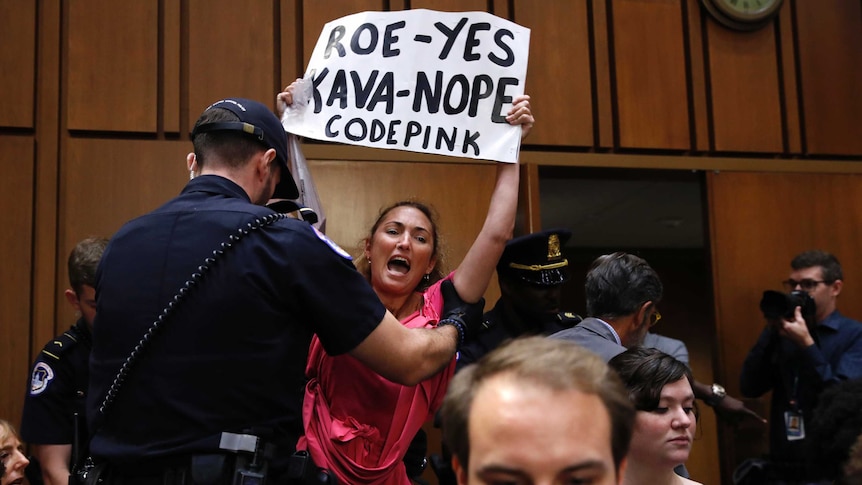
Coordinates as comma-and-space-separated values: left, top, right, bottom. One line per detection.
30, 328, 82, 395
30, 362, 55, 395
312, 226, 352, 260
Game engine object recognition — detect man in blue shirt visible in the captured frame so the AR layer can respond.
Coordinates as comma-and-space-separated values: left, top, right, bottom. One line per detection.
740, 250, 862, 483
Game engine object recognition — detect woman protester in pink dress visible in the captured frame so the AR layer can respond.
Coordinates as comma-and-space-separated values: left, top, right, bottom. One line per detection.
278, 82, 533, 484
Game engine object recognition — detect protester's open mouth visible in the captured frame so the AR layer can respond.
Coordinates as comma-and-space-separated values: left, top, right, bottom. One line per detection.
387, 257, 411, 274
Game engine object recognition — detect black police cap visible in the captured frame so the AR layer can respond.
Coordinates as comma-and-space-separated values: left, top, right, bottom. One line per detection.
497, 228, 572, 286
192, 98, 299, 200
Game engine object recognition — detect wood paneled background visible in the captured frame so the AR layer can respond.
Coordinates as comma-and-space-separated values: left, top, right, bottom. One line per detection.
2, 1, 861, 483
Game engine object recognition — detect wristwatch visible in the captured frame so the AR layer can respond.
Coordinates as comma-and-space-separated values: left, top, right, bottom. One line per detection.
707, 383, 727, 406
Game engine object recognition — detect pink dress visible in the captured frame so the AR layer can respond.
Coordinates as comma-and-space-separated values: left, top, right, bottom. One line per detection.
297, 276, 456, 484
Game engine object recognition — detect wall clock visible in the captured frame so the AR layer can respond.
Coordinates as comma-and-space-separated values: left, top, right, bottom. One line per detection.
701, 0, 784, 31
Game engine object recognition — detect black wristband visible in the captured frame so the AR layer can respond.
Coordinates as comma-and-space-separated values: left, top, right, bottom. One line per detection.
438, 318, 466, 348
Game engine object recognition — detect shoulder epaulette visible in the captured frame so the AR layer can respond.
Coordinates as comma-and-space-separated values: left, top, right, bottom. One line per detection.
479, 317, 496, 332
39, 329, 81, 361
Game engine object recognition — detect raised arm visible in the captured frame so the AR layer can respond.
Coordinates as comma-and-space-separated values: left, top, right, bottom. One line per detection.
450, 95, 533, 303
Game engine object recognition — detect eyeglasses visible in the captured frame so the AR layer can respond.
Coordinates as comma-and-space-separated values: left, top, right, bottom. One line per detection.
649, 311, 662, 327
782, 279, 830, 291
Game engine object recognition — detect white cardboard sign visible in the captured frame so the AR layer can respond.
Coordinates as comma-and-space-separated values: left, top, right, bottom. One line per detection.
282, 9, 530, 163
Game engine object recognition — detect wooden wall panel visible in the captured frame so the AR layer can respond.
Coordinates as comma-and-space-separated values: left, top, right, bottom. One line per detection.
0, 137, 34, 427
777, 4, 801, 154
163, 1, 181, 134
685, 0, 710, 152
62, 139, 191, 252
706, 22, 783, 153
795, 1, 862, 156
280, 0, 302, 84
410, 0, 488, 12
0, 1, 36, 128
593, 0, 615, 148
32, 0, 62, 363
514, 0, 593, 146
67, 0, 158, 132
708, 171, 862, 473
301, 0, 385, 67
612, 0, 690, 150
188, 0, 278, 116
519, 163, 542, 234
492, 0, 510, 18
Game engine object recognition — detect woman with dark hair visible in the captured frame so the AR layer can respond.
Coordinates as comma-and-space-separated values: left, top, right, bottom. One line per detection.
0, 419, 29, 485
609, 347, 702, 485
278, 81, 534, 484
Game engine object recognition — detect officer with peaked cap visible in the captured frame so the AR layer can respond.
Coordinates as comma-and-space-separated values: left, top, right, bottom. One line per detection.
456, 228, 582, 370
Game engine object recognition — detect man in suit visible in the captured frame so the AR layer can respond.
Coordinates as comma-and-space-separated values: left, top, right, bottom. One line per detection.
552, 252, 661, 360
552, 252, 763, 424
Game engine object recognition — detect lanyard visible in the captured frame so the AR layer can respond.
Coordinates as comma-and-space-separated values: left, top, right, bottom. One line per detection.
788, 370, 800, 413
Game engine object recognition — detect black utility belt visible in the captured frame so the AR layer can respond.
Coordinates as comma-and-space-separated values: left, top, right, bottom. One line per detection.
76, 432, 275, 485
89, 452, 338, 485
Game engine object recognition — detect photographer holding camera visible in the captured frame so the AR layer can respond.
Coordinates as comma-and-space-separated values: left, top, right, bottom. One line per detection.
739, 250, 862, 483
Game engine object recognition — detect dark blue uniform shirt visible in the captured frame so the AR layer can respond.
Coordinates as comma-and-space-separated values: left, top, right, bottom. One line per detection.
21, 318, 91, 445
740, 310, 862, 467
87, 175, 384, 475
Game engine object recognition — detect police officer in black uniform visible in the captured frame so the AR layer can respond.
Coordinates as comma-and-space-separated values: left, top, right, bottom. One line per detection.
457, 228, 582, 370
86, 97, 480, 485
21, 236, 108, 485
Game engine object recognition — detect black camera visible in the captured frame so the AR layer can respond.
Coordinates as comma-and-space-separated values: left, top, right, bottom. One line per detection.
760, 290, 816, 323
